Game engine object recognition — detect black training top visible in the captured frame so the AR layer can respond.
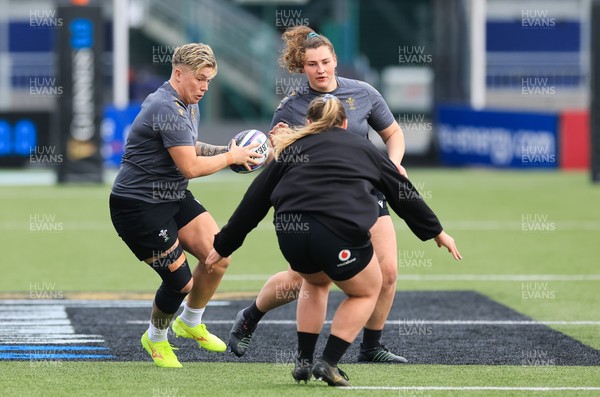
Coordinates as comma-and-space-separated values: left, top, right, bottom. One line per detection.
213, 128, 443, 258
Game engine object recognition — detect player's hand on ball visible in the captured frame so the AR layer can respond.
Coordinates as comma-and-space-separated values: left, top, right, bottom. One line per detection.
205, 248, 224, 273
228, 139, 264, 172
434, 231, 462, 260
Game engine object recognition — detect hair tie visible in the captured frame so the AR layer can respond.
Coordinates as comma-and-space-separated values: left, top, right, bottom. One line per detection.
321, 94, 337, 102
306, 32, 320, 39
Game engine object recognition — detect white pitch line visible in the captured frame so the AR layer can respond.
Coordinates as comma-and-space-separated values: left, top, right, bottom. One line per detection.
0, 326, 75, 334
0, 312, 67, 320
0, 305, 70, 310
342, 386, 600, 391
0, 339, 105, 344
3, 220, 600, 231
428, 220, 600, 231
0, 320, 71, 326
396, 274, 600, 281
0, 300, 230, 308
126, 319, 600, 326
0, 334, 104, 339
218, 274, 600, 282
398, 320, 600, 326
0, 334, 105, 344
0, 305, 107, 345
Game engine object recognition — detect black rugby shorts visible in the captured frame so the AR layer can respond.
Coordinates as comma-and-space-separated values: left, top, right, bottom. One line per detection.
109, 190, 206, 261
275, 212, 374, 281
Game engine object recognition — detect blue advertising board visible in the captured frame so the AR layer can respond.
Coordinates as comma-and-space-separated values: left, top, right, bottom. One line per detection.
102, 103, 141, 168
436, 105, 559, 168
0, 112, 50, 168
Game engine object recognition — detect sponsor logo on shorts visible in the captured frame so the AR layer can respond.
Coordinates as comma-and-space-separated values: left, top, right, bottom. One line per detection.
337, 249, 357, 267
378, 200, 384, 208
338, 250, 351, 261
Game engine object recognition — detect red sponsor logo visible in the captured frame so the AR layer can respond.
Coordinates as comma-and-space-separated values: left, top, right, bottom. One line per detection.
338, 249, 351, 262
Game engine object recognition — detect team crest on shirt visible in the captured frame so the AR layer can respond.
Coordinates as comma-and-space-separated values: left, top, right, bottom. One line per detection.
174, 100, 185, 116
345, 97, 356, 110
159, 229, 170, 242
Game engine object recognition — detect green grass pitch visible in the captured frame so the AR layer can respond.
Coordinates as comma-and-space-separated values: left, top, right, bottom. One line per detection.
1, 168, 599, 396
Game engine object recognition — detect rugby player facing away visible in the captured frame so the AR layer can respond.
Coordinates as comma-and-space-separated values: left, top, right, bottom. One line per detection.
206, 95, 461, 386
230, 25, 411, 364
109, 43, 262, 368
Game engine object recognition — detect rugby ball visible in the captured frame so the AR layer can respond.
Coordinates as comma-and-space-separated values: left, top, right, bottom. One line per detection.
227, 129, 269, 173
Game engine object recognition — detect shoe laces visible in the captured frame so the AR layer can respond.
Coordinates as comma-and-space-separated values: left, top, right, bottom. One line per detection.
336, 366, 349, 381
155, 341, 179, 356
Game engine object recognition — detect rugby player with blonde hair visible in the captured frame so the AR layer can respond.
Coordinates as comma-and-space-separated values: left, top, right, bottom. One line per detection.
110, 43, 262, 368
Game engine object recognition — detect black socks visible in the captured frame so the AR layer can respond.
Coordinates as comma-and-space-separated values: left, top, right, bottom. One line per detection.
321, 334, 351, 366
243, 301, 266, 325
297, 331, 319, 362
361, 328, 382, 350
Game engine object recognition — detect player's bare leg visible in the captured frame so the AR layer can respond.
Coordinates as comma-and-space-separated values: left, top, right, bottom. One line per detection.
291, 273, 328, 382
171, 211, 228, 352
256, 268, 303, 312
330, 256, 382, 342
358, 215, 407, 363
229, 266, 303, 356
179, 211, 230, 308
296, 273, 329, 334
296, 256, 381, 386
365, 216, 397, 330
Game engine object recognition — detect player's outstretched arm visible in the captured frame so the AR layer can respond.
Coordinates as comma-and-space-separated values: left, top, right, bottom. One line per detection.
168, 141, 262, 178
195, 142, 228, 156
434, 231, 462, 260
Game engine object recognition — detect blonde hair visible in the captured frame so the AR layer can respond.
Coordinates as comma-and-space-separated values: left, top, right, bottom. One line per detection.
279, 26, 336, 74
172, 43, 218, 77
272, 95, 346, 159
